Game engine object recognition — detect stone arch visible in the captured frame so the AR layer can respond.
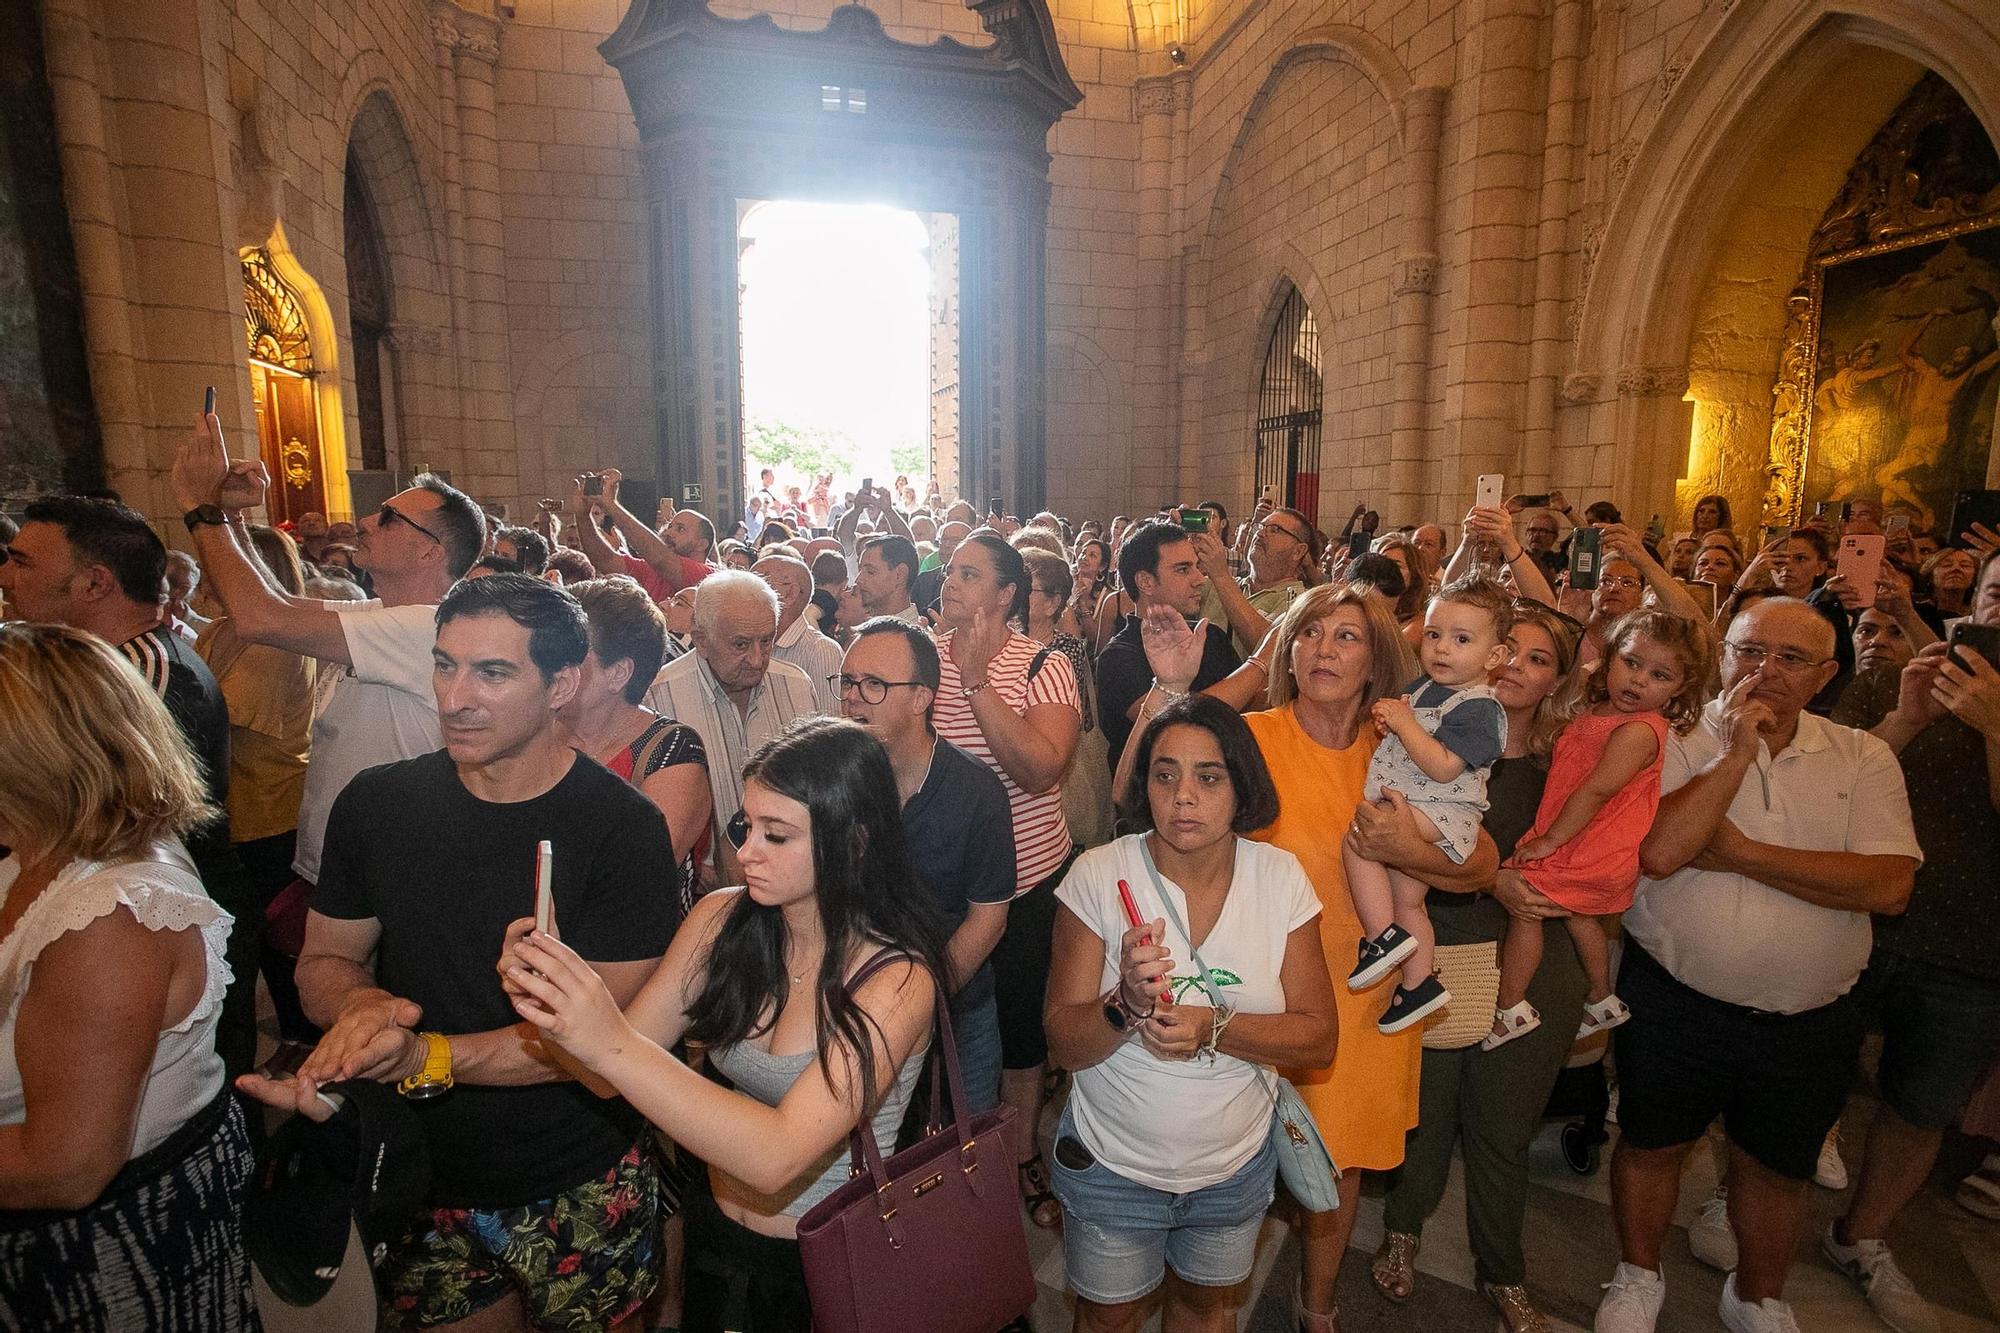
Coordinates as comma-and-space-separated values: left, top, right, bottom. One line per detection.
344, 89, 449, 334
1570, 1, 2000, 518
255, 222, 355, 519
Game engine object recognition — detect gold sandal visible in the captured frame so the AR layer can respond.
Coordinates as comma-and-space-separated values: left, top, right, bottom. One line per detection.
1294, 1280, 1340, 1333
1370, 1231, 1419, 1303
1477, 1279, 1552, 1333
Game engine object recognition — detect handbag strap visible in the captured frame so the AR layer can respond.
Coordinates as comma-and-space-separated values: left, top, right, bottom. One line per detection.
1133, 839, 1286, 1108
835, 950, 986, 1197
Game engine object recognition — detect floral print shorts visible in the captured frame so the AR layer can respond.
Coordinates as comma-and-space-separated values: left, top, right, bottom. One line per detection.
380, 1139, 664, 1330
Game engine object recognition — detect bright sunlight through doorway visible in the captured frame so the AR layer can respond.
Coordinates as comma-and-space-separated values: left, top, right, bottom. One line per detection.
737, 200, 954, 523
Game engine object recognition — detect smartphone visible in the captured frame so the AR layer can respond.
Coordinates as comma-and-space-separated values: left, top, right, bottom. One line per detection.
1569, 526, 1603, 591
861, 477, 873, 497
1476, 473, 1504, 512
1948, 621, 2000, 673
989, 496, 1003, 518
1518, 492, 1550, 508
582, 474, 603, 497
533, 840, 555, 936
202, 385, 215, 417
1948, 490, 2000, 547
1348, 529, 1370, 558
1836, 534, 1885, 608
1678, 579, 1718, 617
1886, 513, 1911, 535
1180, 510, 1211, 534
1839, 502, 1854, 523
1114, 878, 1168, 1009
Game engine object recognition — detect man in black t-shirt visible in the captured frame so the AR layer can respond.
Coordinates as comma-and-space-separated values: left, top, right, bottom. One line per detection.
236, 575, 677, 1332
1097, 521, 1242, 772
0, 496, 260, 1076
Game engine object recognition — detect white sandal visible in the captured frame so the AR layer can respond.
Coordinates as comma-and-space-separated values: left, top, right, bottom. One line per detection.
1480, 1001, 1541, 1051
1577, 995, 1632, 1037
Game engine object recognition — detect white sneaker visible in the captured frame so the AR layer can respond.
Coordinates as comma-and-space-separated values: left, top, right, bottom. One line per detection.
1814, 1124, 1849, 1190
1594, 1262, 1666, 1333
1719, 1273, 1802, 1333
1687, 1185, 1738, 1271
1821, 1223, 1941, 1333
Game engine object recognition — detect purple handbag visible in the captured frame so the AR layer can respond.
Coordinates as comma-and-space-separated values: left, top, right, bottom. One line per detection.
796, 953, 1036, 1333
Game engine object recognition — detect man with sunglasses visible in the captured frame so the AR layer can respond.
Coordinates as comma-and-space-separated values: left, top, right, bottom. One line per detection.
172, 411, 485, 899
1596, 598, 1920, 1333
838, 618, 1015, 1110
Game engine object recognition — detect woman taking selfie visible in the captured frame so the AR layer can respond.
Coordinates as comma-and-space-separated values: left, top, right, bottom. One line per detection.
1046, 695, 1337, 1332
0, 624, 258, 1330
501, 718, 950, 1332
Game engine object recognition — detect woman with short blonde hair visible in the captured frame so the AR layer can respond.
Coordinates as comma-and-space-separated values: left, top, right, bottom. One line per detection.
0, 624, 258, 1330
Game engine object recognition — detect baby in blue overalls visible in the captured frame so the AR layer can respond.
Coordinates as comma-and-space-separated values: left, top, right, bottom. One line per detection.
1343, 577, 1511, 1035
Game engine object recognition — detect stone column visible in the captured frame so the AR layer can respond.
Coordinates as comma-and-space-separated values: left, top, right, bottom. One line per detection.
431, 2, 519, 508
1389, 86, 1446, 514
1519, 0, 1588, 490
1131, 74, 1177, 507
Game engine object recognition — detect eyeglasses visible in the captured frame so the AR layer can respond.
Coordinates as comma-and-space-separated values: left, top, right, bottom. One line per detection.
1030, 585, 1057, 598
1723, 641, 1828, 673
1596, 576, 1641, 590
378, 501, 443, 546
830, 673, 926, 704
1257, 521, 1310, 545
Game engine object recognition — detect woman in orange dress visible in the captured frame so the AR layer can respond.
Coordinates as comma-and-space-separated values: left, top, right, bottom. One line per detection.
1128, 584, 1499, 1331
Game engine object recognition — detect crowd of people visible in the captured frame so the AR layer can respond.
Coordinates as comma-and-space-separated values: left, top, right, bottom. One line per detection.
2, 409, 1999, 1333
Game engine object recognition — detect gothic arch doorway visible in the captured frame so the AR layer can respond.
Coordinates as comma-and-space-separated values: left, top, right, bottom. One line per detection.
1254, 284, 1324, 525
244, 246, 343, 524
601, 0, 1080, 526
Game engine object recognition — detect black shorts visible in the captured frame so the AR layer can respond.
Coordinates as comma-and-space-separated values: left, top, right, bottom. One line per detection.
991, 850, 1077, 1071
1613, 939, 1863, 1181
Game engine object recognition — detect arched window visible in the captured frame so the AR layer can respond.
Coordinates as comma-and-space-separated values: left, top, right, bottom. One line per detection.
344, 149, 393, 472
1254, 284, 1323, 524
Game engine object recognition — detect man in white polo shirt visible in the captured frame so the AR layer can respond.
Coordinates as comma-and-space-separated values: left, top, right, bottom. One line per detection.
1595, 599, 1919, 1333
172, 413, 485, 891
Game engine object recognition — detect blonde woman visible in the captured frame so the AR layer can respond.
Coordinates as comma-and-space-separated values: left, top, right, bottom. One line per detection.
0, 624, 256, 1330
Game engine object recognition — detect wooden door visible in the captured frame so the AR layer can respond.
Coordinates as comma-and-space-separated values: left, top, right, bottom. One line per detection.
252, 364, 327, 525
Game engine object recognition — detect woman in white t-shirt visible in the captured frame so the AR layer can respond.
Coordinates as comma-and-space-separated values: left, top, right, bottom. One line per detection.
1046, 694, 1338, 1330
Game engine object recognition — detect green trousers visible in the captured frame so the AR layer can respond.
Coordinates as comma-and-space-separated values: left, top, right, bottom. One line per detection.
1380, 903, 1591, 1288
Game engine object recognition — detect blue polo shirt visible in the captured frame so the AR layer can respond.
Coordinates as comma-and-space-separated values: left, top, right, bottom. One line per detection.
902, 736, 1017, 1010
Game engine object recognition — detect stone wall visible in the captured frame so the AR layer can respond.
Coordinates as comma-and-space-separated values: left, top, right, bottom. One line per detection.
33, 0, 2000, 537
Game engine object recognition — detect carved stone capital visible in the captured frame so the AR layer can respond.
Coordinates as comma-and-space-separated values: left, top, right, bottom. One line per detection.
1616, 364, 1689, 398
1559, 373, 1602, 405
1658, 59, 1687, 105
432, 2, 501, 65
387, 323, 448, 355
1135, 79, 1175, 118
1393, 253, 1440, 296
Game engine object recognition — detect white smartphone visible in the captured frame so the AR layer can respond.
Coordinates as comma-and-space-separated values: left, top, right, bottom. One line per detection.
1837, 535, 1885, 609
1476, 473, 1504, 512
533, 839, 555, 936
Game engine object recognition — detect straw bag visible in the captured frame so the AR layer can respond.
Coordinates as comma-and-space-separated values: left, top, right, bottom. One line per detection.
1421, 941, 1501, 1050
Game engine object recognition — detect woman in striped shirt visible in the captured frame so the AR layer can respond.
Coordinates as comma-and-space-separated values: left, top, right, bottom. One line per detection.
930, 529, 1083, 1229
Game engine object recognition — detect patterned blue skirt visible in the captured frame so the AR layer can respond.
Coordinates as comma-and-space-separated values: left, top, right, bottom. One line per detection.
0, 1091, 260, 1331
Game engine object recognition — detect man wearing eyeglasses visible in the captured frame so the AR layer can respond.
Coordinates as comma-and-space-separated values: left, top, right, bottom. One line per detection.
172, 411, 486, 900
838, 619, 1015, 1110
1594, 598, 1920, 1333
1213, 507, 1315, 657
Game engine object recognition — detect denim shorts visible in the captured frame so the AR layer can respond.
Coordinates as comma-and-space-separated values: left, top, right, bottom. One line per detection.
1856, 948, 2000, 1131
1048, 1105, 1276, 1305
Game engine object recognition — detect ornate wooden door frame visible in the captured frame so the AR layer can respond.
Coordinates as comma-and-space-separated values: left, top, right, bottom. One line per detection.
601, 0, 1081, 528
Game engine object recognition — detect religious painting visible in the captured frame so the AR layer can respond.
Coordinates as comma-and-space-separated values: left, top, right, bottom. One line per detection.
1803, 223, 2000, 530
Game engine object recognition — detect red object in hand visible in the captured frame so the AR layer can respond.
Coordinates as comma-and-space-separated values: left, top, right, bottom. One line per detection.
1116, 879, 1170, 1009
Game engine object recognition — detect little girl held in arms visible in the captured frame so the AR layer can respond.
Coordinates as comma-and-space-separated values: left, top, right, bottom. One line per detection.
1483, 608, 1708, 1050
1343, 578, 1512, 1034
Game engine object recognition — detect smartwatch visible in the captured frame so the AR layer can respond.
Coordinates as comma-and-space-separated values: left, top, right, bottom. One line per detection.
1101, 986, 1153, 1032
396, 1032, 454, 1100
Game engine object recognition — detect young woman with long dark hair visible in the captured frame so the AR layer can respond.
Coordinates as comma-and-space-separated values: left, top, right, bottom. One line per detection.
502, 716, 951, 1332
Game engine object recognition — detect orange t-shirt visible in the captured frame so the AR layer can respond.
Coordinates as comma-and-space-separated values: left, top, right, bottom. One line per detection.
1244, 704, 1421, 1172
